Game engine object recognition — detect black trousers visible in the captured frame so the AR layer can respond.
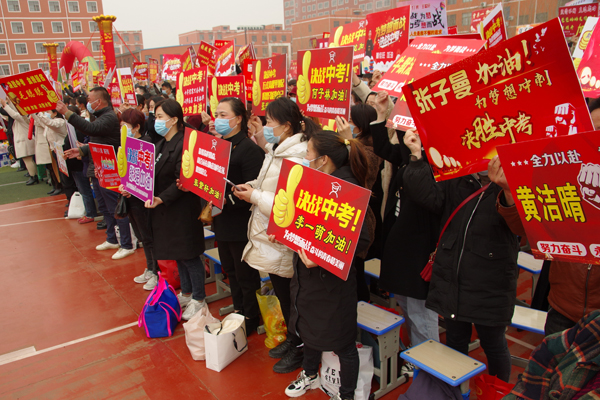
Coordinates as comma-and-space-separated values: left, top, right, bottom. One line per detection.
127, 199, 158, 274
444, 319, 511, 382
304, 342, 359, 399
218, 241, 261, 320
269, 273, 302, 346
544, 307, 577, 336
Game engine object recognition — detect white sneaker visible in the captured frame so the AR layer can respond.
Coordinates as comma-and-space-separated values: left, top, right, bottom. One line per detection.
96, 241, 120, 251
10, 162, 19, 169
143, 274, 158, 291
111, 247, 135, 260
177, 293, 192, 309
182, 299, 206, 320
400, 361, 416, 378
134, 269, 153, 283
285, 371, 320, 398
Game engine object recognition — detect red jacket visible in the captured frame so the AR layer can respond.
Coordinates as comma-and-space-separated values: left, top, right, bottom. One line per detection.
549, 261, 600, 323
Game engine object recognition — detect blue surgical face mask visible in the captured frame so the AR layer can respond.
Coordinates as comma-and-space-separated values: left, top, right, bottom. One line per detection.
154, 118, 172, 136
301, 156, 322, 168
290, 96, 297, 103
349, 123, 357, 138
215, 117, 237, 136
45, 112, 52, 119
87, 99, 99, 114
263, 125, 281, 144
161, 89, 167, 95
126, 126, 134, 138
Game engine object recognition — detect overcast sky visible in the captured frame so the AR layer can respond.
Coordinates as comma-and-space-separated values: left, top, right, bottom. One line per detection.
103, 0, 285, 49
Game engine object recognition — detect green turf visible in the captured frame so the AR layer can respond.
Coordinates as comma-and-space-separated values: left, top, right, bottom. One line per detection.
0, 165, 57, 205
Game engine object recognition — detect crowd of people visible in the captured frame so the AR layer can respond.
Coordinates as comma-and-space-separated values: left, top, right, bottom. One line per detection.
2, 67, 599, 400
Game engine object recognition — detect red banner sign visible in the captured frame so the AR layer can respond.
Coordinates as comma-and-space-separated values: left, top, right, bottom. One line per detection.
180, 127, 231, 209
243, 58, 254, 103
132, 62, 148, 81
236, 43, 256, 65
89, 142, 120, 192
404, 19, 593, 182
471, 7, 494, 33
208, 75, 246, 117
182, 48, 194, 71
148, 58, 159, 83
329, 19, 367, 73
214, 41, 235, 76
251, 54, 287, 116
296, 47, 352, 120
289, 59, 298, 79
365, 6, 410, 72
559, 4, 599, 38
177, 67, 208, 116
266, 159, 370, 281
214, 40, 230, 49
576, 16, 600, 98
497, 130, 600, 265
108, 75, 122, 108
162, 54, 182, 81
198, 41, 217, 74
0, 69, 60, 115
374, 37, 486, 131
117, 68, 136, 105
479, 4, 507, 48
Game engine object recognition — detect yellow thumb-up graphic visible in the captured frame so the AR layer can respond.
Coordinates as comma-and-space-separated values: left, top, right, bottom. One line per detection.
252, 60, 262, 107
330, 26, 344, 48
41, 84, 59, 103
297, 52, 311, 105
273, 164, 303, 228
210, 77, 218, 117
182, 130, 197, 179
117, 125, 128, 177
176, 72, 184, 107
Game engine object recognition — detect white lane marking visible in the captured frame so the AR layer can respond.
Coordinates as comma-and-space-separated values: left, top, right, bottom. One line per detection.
0, 322, 138, 366
0, 181, 28, 187
505, 333, 536, 350
0, 346, 36, 364
0, 217, 65, 228
0, 199, 65, 212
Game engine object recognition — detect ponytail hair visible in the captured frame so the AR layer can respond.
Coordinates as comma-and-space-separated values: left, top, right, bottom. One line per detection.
265, 96, 320, 141
310, 129, 369, 188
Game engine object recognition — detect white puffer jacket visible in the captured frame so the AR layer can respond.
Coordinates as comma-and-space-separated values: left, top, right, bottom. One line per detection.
242, 133, 307, 278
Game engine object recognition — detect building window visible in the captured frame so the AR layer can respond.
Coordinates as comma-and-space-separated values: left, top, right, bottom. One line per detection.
518, 15, 529, 25
302, 6, 305, 11
0, 22, 3, 33
18, 63, 30, 73
272, 35, 277, 41
282, 35, 287, 41
463, 0, 471, 2
367, 3, 372, 9
67, 1, 79, 12
31, 21, 43, 32
114, 47, 121, 55
217, 32, 222, 39
7, 0, 20, 11
48, 0, 59, 11
28, 0, 39, 11
57, 42, 66, 52
262, 47, 267, 56
86, 1, 97, 12
38, 62, 48, 70
90, 41, 100, 51
318, 12, 323, 15
123, 34, 129, 41
252, 35, 257, 42
11, 21, 24, 33
89, 21, 97, 32
71, 21, 82, 33
0, 65, 10, 76
334, 20, 340, 27
285, 1, 289, 6
35, 42, 45, 53
324, 1, 329, 7
308, 24, 312, 32
359, 4, 364, 10
52, 21, 63, 32
447, 0, 456, 4
375, 1, 382, 8
135, 45, 141, 51
134, 34, 139, 42
324, 10, 329, 14
503, 6, 510, 18
318, 2, 322, 9
461, 12, 471, 26
199, 33, 204, 40
448, 14, 456, 26
0, 44, 6, 55
262, 35, 267, 43
535, 12, 548, 23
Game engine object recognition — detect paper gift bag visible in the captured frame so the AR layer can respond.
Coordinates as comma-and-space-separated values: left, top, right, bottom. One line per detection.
204, 313, 248, 372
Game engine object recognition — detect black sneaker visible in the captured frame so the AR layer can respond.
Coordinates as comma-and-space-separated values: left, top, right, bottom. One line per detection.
96, 220, 107, 230
273, 345, 303, 374
269, 339, 294, 359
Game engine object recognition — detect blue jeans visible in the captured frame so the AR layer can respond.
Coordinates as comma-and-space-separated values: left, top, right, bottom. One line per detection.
92, 178, 132, 250
177, 256, 206, 301
72, 171, 97, 218
396, 295, 440, 347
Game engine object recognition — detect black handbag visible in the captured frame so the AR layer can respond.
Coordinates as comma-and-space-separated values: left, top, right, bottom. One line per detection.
115, 194, 128, 219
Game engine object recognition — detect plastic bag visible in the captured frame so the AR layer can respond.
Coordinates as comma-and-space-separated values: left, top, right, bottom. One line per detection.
320, 343, 374, 400
67, 192, 85, 219
183, 305, 220, 361
256, 283, 287, 349
474, 374, 513, 400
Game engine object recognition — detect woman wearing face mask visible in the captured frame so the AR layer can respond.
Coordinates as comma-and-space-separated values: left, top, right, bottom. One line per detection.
118, 108, 160, 290
145, 99, 207, 320
234, 96, 319, 374
207, 97, 265, 334
280, 131, 371, 400
161, 82, 175, 99
146, 95, 165, 143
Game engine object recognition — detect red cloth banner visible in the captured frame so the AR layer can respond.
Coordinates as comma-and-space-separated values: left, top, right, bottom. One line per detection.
208, 76, 246, 117
132, 62, 148, 81
180, 127, 231, 209
94, 16, 117, 74
479, 4, 508, 48
266, 159, 371, 281
214, 40, 230, 49
403, 19, 593, 182
214, 41, 235, 76
243, 58, 255, 103
162, 54, 182, 81
0, 69, 60, 115
559, 4, 599, 38
89, 142, 120, 192
198, 41, 217, 74
176, 67, 208, 116
374, 37, 486, 131
148, 58, 159, 83
497, 130, 600, 265
329, 19, 367, 73
237, 43, 256, 65
471, 7, 494, 33
251, 54, 287, 116
43, 43, 59, 81
365, 7, 410, 72
296, 47, 353, 120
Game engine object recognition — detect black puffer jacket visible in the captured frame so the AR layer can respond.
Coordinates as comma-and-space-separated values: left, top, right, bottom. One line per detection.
403, 158, 520, 326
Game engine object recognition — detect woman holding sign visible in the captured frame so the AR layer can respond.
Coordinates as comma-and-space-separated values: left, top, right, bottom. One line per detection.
234, 97, 319, 374
145, 99, 206, 321
281, 130, 371, 400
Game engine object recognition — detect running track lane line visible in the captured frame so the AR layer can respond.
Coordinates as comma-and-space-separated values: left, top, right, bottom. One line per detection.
0, 322, 138, 366
0, 199, 65, 213
0, 217, 66, 228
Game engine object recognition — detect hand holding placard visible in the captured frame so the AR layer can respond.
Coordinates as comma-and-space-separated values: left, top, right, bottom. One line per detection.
117, 125, 127, 177
273, 164, 303, 228
403, 129, 422, 159
297, 52, 311, 104
252, 61, 261, 107
182, 130, 197, 179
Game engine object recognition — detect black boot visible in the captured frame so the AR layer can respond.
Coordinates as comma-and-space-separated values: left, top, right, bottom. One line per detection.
25, 176, 39, 185
50, 188, 63, 196
269, 339, 294, 359
272, 345, 303, 374
24, 172, 30, 178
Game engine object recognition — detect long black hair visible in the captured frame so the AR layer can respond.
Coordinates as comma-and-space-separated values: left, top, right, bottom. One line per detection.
350, 103, 377, 142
